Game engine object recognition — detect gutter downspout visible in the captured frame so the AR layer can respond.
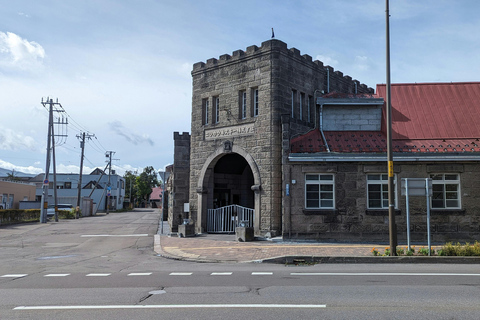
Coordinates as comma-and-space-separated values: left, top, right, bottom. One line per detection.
314, 89, 330, 153
319, 104, 331, 152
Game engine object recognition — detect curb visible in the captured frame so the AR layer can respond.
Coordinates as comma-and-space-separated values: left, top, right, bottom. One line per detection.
154, 235, 480, 264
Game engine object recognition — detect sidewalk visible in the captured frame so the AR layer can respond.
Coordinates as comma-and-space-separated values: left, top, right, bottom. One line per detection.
153, 222, 471, 264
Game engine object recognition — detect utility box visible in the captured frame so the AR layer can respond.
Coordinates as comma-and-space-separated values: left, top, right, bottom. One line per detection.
236, 227, 254, 242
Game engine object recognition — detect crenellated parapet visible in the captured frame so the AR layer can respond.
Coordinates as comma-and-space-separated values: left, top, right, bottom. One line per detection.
192, 39, 373, 92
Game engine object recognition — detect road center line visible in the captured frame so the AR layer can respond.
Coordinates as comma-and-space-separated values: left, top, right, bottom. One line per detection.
290, 272, 480, 276
81, 234, 149, 237
44, 274, 70, 277
14, 304, 327, 310
1, 274, 27, 278
86, 273, 111, 277
252, 272, 273, 275
211, 272, 233, 276
169, 272, 193, 276
127, 273, 152, 276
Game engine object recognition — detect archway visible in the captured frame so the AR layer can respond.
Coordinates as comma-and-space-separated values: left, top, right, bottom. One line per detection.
196, 145, 261, 235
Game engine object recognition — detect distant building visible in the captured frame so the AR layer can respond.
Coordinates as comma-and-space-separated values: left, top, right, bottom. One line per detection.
0, 180, 36, 209
29, 169, 125, 213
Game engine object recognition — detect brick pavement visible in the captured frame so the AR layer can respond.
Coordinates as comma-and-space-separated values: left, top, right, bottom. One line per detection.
154, 233, 422, 263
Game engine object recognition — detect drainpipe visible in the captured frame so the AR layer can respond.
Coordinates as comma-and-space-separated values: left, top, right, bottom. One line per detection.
319, 103, 331, 152
326, 68, 330, 93
314, 89, 331, 153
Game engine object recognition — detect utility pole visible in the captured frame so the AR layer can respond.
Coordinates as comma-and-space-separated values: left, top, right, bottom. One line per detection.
105, 151, 114, 214
76, 132, 94, 218
40, 98, 66, 223
386, 0, 397, 255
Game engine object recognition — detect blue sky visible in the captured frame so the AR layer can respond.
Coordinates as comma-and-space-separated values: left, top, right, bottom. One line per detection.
1, 0, 479, 177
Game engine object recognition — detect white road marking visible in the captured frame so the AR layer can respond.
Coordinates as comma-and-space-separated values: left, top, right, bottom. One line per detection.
252, 272, 273, 275
14, 304, 327, 310
81, 234, 149, 237
211, 272, 233, 276
290, 272, 480, 276
44, 274, 70, 277
1, 274, 27, 278
169, 272, 193, 276
86, 273, 111, 277
127, 273, 152, 276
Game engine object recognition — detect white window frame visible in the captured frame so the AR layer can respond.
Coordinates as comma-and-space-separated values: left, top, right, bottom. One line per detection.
204, 99, 209, 125
241, 91, 247, 119
253, 89, 259, 117
299, 92, 305, 121
430, 173, 461, 209
307, 95, 311, 123
214, 97, 220, 123
367, 174, 397, 209
305, 173, 335, 209
291, 90, 296, 118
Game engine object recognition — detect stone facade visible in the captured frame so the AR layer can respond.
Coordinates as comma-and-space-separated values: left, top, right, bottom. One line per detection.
182, 39, 372, 237
168, 132, 190, 232
283, 159, 480, 243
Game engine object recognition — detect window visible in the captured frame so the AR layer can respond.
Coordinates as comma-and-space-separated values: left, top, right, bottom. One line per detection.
305, 174, 335, 209
204, 99, 209, 125
65, 182, 71, 189
240, 90, 247, 119
367, 174, 396, 209
214, 96, 220, 123
430, 174, 460, 209
307, 95, 313, 123
252, 88, 259, 117
299, 93, 305, 121
291, 90, 297, 118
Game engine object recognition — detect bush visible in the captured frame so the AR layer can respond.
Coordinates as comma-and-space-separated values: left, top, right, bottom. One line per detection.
440, 242, 480, 256
0, 209, 40, 225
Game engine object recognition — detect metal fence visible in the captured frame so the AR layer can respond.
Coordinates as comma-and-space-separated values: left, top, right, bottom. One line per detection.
207, 204, 254, 233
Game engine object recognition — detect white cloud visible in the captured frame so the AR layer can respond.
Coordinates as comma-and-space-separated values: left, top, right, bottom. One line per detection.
0, 126, 37, 151
315, 54, 339, 67
0, 31, 45, 70
354, 55, 370, 72
108, 121, 154, 146
0, 159, 42, 175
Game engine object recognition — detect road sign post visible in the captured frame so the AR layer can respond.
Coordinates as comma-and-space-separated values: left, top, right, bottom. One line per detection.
401, 178, 433, 255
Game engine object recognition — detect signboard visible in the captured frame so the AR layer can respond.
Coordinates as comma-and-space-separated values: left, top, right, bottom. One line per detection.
204, 123, 255, 140
401, 178, 432, 196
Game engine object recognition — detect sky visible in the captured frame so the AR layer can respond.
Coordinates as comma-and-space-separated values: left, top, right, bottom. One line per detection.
1, 0, 479, 178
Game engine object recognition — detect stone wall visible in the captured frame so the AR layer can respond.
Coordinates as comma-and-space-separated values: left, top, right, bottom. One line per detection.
284, 161, 480, 243
188, 39, 373, 237
169, 132, 190, 232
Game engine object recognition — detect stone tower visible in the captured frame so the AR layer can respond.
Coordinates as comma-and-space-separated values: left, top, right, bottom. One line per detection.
185, 39, 372, 237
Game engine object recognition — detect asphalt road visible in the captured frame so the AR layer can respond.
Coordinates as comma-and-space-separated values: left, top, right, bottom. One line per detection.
1, 209, 480, 319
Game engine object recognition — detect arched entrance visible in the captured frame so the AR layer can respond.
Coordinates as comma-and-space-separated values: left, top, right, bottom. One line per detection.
196, 145, 261, 235
212, 153, 254, 209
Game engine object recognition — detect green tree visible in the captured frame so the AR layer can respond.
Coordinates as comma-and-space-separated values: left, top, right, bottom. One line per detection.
136, 166, 159, 207
123, 170, 138, 206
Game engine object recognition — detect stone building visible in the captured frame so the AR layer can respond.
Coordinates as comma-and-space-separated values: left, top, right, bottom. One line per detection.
170, 39, 372, 237
286, 82, 480, 242
170, 39, 480, 242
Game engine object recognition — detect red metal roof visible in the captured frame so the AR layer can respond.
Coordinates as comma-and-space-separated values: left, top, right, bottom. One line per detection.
376, 82, 480, 140
291, 82, 480, 154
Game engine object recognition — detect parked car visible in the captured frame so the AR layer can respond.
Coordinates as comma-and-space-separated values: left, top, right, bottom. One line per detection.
47, 204, 73, 216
